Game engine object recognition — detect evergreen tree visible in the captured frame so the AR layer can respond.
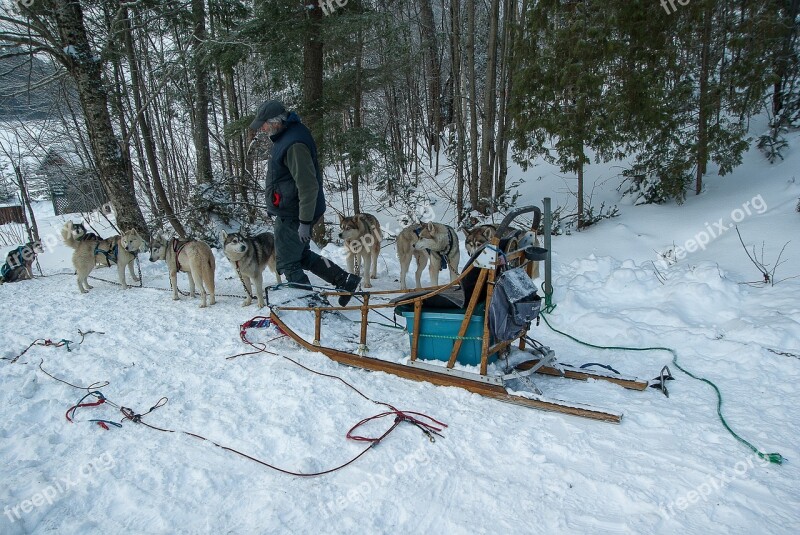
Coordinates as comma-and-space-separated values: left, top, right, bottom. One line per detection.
511, 0, 624, 228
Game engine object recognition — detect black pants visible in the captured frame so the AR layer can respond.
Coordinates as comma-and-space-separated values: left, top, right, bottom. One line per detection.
273, 216, 349, 288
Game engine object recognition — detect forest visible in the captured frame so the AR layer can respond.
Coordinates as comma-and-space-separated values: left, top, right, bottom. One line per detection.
0, 0, 798, 238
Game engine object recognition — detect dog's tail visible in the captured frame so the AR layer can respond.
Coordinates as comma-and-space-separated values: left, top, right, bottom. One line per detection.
60, 224, 80, 249
206, 255, 215, 294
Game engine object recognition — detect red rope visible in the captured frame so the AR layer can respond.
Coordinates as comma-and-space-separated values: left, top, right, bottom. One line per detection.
39, 316, 448, 477
65, 396, 105, 423
226, 316, 285, 360
348, 410, 448, 444
4, 338, 69, 364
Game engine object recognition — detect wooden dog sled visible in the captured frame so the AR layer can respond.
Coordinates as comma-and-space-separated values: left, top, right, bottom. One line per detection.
270, 206, 652, 423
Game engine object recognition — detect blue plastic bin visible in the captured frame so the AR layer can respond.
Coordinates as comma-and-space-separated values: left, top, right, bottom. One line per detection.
396, 304, 497, 367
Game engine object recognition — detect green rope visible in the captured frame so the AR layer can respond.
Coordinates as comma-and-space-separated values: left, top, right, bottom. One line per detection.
539, 312, 784, 465
416, 332, 484, 341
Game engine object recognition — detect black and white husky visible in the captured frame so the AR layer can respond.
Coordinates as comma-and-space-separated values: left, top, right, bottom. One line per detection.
0, 240, 44, 283
221, 231, 280, 308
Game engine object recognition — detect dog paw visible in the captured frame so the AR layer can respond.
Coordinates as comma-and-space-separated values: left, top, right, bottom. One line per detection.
173, 296, 180, 301
199, 303, 207, 309
242, 300, 252, 307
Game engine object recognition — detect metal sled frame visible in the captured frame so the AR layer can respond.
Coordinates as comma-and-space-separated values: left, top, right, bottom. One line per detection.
271, 207, 649, 423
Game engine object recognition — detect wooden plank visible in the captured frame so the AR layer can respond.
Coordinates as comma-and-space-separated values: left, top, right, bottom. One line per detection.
322, 284, 446, 296
411, 300, 422, 361
0, 206, 25, 225
516, 359, 649, 391
447, 269, 488, 369
271, 312, 621, 423
278, 264, 480, 312
313, 309, 321, 346
359, 294, 369, 348
487, 339, 517, 356
480, 244, 499, 376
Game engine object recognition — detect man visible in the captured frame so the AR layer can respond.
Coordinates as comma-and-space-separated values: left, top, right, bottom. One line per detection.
250, 100, 360, 306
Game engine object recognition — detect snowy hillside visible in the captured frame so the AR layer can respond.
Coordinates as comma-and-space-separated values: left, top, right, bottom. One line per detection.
2, 130, 800, 535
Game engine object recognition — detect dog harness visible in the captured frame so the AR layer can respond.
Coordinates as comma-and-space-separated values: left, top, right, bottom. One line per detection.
414, 226, 454, 271
172, 238, 190, 272
94, 243, 118, 267
1, 246, 32, 280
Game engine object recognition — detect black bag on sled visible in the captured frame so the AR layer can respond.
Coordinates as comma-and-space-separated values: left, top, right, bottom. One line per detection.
489, 268, 541, 342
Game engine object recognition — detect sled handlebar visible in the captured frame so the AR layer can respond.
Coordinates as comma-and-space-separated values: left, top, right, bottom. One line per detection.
497, 205, 541, 237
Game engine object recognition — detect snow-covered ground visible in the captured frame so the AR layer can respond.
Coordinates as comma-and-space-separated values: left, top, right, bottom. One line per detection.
2, 129, 800, 534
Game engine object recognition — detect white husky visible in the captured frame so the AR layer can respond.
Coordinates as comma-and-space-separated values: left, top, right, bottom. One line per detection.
149, 236, 216, 308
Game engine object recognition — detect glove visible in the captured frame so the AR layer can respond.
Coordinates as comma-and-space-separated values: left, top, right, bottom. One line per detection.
298, 222, 312, 243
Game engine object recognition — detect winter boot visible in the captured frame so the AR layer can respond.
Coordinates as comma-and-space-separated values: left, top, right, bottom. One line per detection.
302, 252, 361, 306
335, 272, 362, 307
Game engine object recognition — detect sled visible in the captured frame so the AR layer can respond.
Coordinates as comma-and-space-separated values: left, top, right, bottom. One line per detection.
270, 206, 651, 423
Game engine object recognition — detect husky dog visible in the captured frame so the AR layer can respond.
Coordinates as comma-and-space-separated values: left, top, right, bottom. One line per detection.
61, 222, 144, 293
396, 222, 460, 290
0, 240, 44, 283
463, 224, 540, 277
338, 213, 382, 288
464, 224, 502, 256
150, 236, 216, 308
221, 230, 280, 308
63, 221, 102, 242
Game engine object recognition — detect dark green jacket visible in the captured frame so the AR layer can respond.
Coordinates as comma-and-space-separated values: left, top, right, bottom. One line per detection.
266, 112, 326, 223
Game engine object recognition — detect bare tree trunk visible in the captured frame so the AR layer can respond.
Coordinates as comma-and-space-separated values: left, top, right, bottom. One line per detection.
52, 0, 148, 237
452, 0, 465, 220
351, 28, 363, 214
192, 0, 213, 185
466, 0, 479, 211
773, 0, 800, 118
303, 4, 325, 139
302, 4, 326, 243
418, 0, 442, 154
496, 0, 517, 196
696, 0, 713, 196
123, 6, 186, 237
479, 0, 501, 214
577, 157, 584, 230
14, 165, 39, 242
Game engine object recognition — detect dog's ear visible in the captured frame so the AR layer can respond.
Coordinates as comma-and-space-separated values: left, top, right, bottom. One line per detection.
339, 214, 345, 225
426, 222, 435, 233
461, 227, 469, 237
482, 227, 494, 240
220, 230, 228, 241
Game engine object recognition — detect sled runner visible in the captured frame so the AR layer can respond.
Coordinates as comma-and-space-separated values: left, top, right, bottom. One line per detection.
271, 206, 653, 423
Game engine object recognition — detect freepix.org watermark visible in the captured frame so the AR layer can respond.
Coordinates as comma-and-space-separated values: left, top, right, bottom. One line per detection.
318, 0, 348, 16
658, 452, 772, 519
673, 194, 767, 260
318, 444, 437, 518
661, 0, 691, 14
4, 452, 115, 524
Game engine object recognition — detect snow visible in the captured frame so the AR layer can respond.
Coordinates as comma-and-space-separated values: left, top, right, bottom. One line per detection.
2, 128, 800, 534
